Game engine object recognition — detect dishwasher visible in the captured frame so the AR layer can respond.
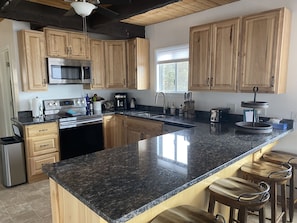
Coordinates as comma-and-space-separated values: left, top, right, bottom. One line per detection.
0, 134, 26, 187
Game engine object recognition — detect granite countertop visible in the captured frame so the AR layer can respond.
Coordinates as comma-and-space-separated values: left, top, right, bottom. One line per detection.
42, 119, 293, 223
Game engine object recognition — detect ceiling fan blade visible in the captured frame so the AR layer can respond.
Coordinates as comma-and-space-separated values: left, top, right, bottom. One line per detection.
95, 5, 119, 18
64, 7, 76, 16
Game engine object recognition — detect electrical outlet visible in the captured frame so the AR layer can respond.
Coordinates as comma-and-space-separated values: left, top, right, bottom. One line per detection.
291, 112, 297, 121
227, 103, 236, 113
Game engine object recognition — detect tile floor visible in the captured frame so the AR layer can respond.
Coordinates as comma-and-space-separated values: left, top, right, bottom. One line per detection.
0, 179, 297, 223
0, 180, 52, 223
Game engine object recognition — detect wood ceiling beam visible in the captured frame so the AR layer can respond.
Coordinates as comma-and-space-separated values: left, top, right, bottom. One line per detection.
0, 0, 144, 38
89, 0, 180, 28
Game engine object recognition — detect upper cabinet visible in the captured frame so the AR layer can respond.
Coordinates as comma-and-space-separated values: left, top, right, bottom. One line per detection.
44, 28, 90, 60
104, 40, 127, 88
86, 39, 106, 89
127, 38, 150, 90
239, 8, 291, 93
189, 18, 240, 92
18, 30, 47, 91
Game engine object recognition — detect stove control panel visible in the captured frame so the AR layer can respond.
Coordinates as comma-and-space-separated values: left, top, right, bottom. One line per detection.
43, 98, 86, 115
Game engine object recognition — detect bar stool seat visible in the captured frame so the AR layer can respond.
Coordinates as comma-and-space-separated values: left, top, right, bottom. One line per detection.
150, 205, 225, 223
208, 177, 270, 223
263, 150, 297, 222
241, 160, 292, 223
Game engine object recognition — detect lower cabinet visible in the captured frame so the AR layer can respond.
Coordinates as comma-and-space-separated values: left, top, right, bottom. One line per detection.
24, 122, 60, 183
103, 114, 126, 149
126, 116, 163, 145
103, 115, 163, 149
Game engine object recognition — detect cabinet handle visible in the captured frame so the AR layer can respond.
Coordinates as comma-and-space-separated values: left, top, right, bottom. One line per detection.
271, 76, 275, 87
207, 77, 210, 86
210, 77, 214, 87
40, 144, 50, 148
39, 129, 48, 132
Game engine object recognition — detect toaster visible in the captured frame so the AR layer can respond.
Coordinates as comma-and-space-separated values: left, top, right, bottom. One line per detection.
210, 108, 230, 123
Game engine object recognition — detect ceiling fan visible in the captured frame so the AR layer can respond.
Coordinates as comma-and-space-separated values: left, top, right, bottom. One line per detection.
64, 0, 132, 18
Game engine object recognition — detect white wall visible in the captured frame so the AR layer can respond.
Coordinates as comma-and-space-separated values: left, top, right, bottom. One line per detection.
143, 0, 297, 120
142, 0, 297, 152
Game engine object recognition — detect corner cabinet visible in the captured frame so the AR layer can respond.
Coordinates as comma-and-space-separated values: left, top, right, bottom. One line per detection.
189, 18, 240, 92
125, 116, 163, 145
239, 8, 291, 93
18, 30, 47, 91
104, 40, 127, 88
127, 38, 150, 90
24, 122, 60, 183
44, 28, 90, 60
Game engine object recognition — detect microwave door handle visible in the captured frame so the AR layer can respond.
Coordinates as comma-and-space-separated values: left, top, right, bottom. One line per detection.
81, 66, 84, 80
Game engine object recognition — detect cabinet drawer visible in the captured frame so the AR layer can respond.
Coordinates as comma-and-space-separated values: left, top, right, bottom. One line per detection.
28, 152, 59, 176
28, 135, 58, 157
25, 122, 58, 137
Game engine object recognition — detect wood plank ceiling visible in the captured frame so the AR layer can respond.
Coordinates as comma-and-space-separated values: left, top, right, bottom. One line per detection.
0, 0, 238, 38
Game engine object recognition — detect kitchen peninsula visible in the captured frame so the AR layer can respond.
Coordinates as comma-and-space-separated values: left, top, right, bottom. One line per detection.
43, 120, 292, 223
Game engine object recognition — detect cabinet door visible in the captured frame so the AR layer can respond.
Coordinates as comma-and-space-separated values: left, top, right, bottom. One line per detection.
211, 18, 240, 92
126, 117, 163, 145
18, 30, 47, 91
45, 29, 68, 57
239, 8, 291, 93
68, 32, 90, 59
127, 38, 150, 90
104, 40, 127, 88
103, 115, 126, 149
189, 24, 211, 90
87, 39, 106, 89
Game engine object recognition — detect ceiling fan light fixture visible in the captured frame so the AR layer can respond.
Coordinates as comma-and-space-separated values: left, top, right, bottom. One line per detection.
71, 1, 97, 17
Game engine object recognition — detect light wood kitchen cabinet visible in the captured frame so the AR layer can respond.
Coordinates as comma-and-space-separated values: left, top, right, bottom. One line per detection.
125, 116, 163, 145
18, 30, 47, 91
85, 39, 106, 89
104, 40, 127, 88
239, 8, 291, 93
103, 115, 163, 149
24, 122, 60, 183
44, 28, 90, 60
103, 115, 126, 149
127, 38, 150, 90
189, 18, 240, 92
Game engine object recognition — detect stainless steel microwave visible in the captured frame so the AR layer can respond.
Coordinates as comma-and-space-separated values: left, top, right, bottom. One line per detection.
47, 57, 92, 84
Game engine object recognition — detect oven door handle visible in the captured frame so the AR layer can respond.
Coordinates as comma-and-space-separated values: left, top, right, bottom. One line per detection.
59, 119, 102, 129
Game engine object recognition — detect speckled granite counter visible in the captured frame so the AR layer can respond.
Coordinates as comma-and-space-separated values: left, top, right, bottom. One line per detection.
43, 120, 293, 223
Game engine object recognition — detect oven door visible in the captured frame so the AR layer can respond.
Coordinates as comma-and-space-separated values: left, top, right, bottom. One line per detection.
59, 121, 104, 160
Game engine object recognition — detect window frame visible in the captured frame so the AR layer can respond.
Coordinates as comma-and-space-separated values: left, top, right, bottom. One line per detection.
155, 44, 189, 93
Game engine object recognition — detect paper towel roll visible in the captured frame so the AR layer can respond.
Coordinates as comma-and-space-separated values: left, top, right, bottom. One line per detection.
32, 97, 41, 118
93, 101, 102, 115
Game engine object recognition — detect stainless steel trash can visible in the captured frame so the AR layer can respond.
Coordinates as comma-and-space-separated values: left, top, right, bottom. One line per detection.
0, 136, 26, 187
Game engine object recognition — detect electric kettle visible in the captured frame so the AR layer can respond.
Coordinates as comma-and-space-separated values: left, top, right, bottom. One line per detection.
130, 98, 136, 109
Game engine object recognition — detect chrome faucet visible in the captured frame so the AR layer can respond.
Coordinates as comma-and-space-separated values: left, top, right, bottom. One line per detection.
155, 92, 166, 114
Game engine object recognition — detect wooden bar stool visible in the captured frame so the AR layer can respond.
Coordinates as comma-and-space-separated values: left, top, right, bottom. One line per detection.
262, 150, 297, 222
208, 177, 270, 223
150, 205, 225, 223
240, 160, 292, 223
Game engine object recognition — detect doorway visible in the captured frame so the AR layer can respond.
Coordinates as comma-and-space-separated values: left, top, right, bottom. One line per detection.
0, 49, 15, 137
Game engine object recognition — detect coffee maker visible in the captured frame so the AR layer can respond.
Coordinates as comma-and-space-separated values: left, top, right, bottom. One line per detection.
114, 93, 128, 110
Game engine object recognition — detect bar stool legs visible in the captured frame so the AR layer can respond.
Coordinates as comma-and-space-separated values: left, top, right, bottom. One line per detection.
263, 150, 297, 222
241, 160, 292, 223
